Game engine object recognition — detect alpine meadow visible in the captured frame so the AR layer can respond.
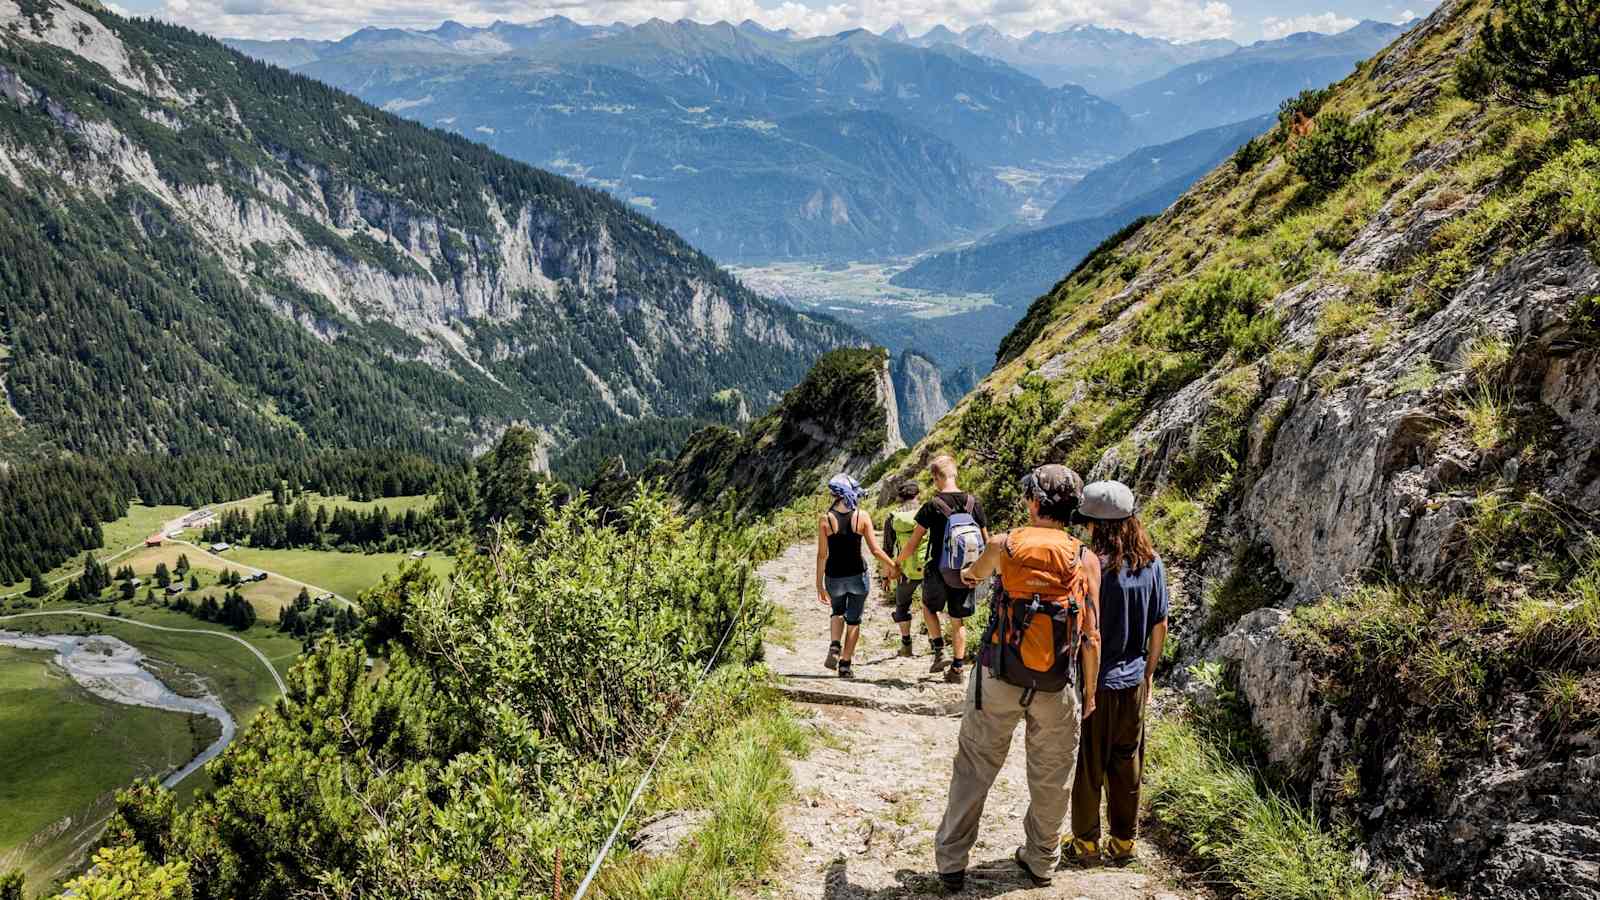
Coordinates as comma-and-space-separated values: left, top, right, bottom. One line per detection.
1, 1, 1597, 899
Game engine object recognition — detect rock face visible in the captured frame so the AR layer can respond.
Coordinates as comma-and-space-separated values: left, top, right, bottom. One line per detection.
669, 348, 902, 515
0, 0, 852, 460
891, 350, 950, 445
897, 1, 1600, 895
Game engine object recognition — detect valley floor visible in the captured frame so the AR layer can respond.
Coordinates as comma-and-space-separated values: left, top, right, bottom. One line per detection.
753, 542, 1193, 899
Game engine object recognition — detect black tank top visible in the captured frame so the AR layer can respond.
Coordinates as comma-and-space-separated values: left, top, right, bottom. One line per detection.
825, 508, 866, 578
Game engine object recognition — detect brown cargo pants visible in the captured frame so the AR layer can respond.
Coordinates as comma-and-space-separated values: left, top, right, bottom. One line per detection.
1070, 683, 1145, 843
934, 670, 1082, 879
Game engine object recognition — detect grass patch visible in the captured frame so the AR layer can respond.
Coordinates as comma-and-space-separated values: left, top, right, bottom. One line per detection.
602, 679, 808, 899
1144, 490, 1209, 562
219, 546, 454, 600
1201, 542, 1292, 639
1458, 388, 1512, 452
1315, 298, 1378, 344
1459, 335, 1512, 381
1390, 358, 1442, 396
1145, 710, 1378, 900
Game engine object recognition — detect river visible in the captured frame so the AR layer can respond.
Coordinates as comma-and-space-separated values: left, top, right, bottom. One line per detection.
0, 631, 235, 787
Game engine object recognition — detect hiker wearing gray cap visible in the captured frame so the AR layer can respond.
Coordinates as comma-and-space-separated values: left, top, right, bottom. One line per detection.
1064, 480, 1168, 868
931, 464, 1101, 891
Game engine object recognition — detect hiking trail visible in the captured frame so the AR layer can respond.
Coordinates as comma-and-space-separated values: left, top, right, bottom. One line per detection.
752, 541, 1194, 900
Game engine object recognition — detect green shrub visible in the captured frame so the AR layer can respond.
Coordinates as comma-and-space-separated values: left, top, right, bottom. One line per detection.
1277, 87, 1333, 132
98, 485, 775, 900
955, 375, 1063, 526
1138, 266, 1280, 360
1201, 541, 1292, 639
1289, 114, 1382, 193
1234, 136, 1270, 174
1457, 0, 1600, 105
1315, 298, 1378, 343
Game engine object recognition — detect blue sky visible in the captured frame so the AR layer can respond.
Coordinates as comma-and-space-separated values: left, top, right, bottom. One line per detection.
113, 0, 1439, 46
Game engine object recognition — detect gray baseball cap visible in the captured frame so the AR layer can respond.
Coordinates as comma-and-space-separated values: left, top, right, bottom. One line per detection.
1079, 480, 1136, 521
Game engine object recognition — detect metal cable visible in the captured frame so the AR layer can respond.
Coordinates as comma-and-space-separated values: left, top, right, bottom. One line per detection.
571, 572, 752, 900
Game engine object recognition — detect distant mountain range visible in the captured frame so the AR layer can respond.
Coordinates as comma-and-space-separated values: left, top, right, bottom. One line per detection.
1111, 20, 1410, 144
229, 19, 1141, 262
881, 22, 1239, 94
226, 17, 1409, 265
892, 114, 1276, 306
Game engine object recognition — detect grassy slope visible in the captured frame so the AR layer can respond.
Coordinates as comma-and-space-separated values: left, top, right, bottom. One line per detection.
222, 547, 454, 601
0, 646, 205, 891
879, 0, 1600, 894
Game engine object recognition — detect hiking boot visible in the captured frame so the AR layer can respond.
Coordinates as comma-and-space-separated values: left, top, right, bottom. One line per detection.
944, 663, 965, 684
1105, 836, 1136, 866
897, 640, 914, 658
837, 661, 854, 679
937, 870, 964, 892
929, 649, 949, 673
824, 644, 840, 671
1062, 837, 1099, 868
1014, 848, 1051, 887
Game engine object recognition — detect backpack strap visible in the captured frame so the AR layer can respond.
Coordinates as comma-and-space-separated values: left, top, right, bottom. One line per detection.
931, 495, 953, 518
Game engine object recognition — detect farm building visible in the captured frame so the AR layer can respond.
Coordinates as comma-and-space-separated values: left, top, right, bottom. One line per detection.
210, 542, 231, 553
145, 535, 163, 547
165, 583, 184, 595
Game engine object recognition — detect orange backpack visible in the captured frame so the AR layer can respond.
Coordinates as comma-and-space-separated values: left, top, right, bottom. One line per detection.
980, 527, 1093, 703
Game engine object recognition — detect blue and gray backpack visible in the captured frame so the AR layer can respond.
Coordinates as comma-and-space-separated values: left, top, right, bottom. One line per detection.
933, 494, 986, 588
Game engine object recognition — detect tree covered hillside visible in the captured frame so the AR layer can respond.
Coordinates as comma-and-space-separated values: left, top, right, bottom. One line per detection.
0, 0, 851, 465
888, 0, 1599, 895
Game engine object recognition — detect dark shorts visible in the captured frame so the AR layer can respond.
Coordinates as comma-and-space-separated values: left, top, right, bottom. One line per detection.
923, 575, 976, 619
826, 573, 870, 626
891, 577, 922, 623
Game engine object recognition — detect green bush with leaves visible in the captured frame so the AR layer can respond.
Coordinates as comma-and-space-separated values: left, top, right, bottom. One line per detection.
955, 374, 1063, 527
1138, 266, 1280, 360
94, 485, 771, 900
1233, 136, 1270, 174
1288, 113, 1381, 193
1277, 87, 1333, 132
1457, 0, 1600, 106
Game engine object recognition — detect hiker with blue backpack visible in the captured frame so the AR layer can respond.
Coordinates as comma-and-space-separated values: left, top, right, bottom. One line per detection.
816, 474, 898, 680
932, 464, 1102, 891
890, 455, 990, 684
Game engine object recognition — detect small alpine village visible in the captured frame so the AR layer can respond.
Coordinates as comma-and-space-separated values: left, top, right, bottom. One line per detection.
0, 0, 1596, 898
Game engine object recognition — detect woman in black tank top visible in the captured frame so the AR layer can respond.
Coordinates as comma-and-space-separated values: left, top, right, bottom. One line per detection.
825, 508, 867, 579
817, 475, 898, 678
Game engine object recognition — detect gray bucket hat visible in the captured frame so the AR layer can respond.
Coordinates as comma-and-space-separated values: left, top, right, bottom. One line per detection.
1079, 480, 1136, 521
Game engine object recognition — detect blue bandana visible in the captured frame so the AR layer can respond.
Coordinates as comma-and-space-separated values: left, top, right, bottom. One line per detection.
827, 474, 863, 511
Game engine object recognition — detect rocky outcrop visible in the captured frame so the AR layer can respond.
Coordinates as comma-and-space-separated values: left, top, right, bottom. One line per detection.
891, 350, 949, 445
669, 348, 901, 515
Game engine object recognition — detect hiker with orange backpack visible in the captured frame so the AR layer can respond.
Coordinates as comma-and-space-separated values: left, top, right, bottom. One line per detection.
932, 464, 1101, 892
1064, 480, 1168, 868
816, 474, 898, 680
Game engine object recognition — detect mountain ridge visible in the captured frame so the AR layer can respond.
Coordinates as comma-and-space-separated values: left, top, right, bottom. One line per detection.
0, 0, 853, 463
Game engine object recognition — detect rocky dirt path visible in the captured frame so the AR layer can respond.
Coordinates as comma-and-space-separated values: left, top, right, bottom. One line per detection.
751, 542, 1192, 900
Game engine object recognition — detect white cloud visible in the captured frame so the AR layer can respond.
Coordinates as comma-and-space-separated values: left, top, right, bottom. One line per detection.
132, 0, 1235, 43
1259, 11, 1358, 40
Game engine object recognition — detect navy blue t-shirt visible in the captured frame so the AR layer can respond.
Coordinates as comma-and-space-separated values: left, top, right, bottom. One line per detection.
1096, 555, 1169, 690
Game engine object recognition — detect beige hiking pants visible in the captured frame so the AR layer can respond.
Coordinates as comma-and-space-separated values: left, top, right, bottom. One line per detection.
934, 670, 1082, 878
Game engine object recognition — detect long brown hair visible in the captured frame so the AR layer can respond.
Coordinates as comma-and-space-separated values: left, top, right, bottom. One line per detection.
1090, 515, 1157, 573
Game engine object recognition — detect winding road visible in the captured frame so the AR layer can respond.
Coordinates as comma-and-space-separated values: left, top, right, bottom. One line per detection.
0, 609, 287, 696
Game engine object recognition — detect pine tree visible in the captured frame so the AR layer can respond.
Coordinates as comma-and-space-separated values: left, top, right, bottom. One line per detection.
26, 571, 47, 598
155, 563, 171, 588
1459, 0, 1600, 106
189, 574, 200, 592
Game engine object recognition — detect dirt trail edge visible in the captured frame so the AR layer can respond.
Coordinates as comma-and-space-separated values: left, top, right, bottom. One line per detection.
753, 541, 1193, 900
